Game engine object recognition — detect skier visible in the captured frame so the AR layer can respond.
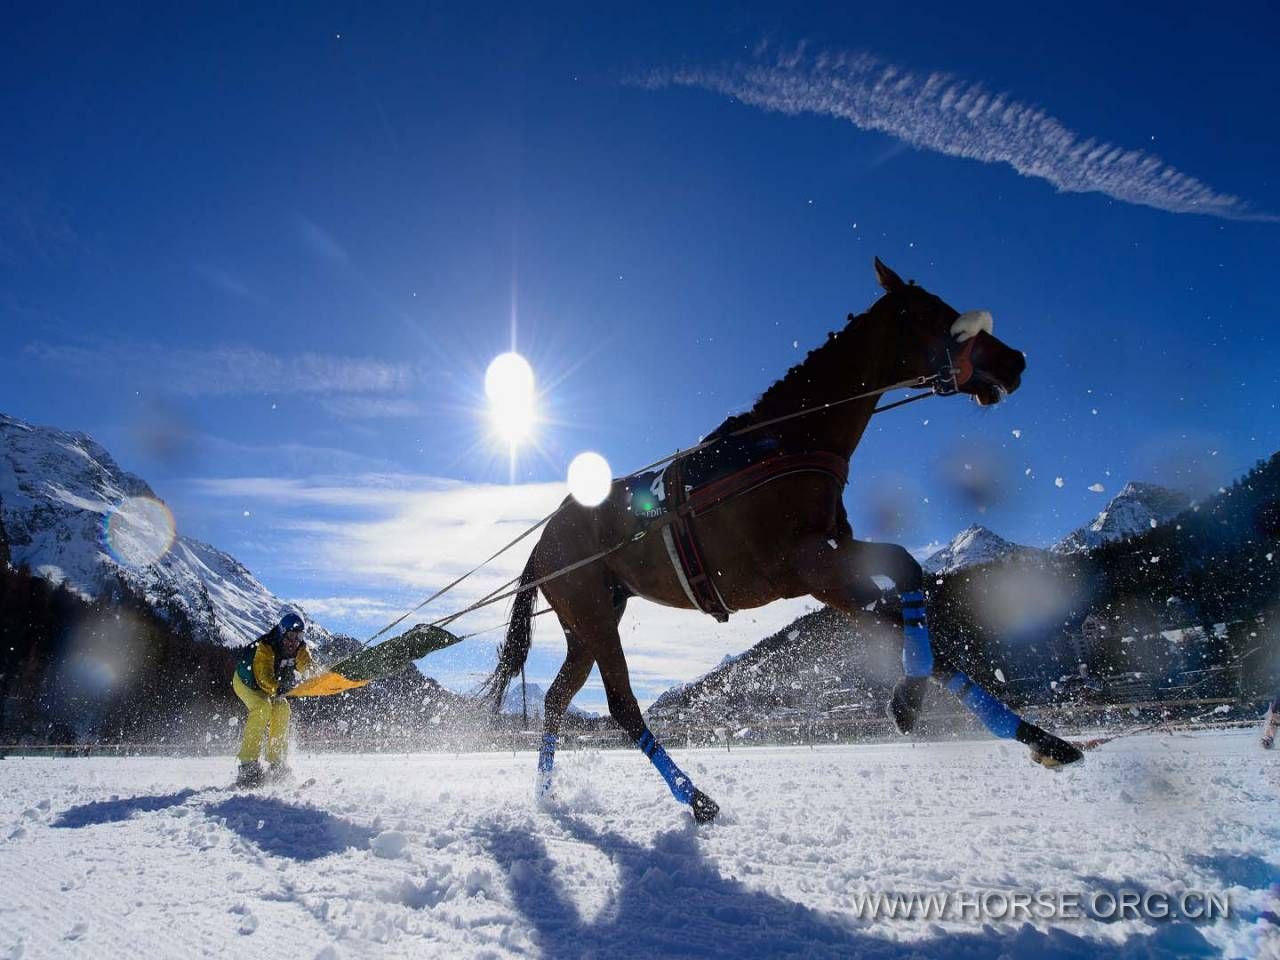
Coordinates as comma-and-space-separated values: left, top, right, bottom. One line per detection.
1262, 690, 1279, 750
233, 611, 312, 786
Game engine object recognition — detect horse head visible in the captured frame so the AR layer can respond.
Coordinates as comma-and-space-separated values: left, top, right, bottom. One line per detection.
873, 257, 1025, 406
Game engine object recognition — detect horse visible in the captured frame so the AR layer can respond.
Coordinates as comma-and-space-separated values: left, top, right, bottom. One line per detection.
483, 258, 1083, 823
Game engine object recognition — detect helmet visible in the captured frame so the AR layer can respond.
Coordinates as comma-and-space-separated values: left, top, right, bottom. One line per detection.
278, 612, 304, 634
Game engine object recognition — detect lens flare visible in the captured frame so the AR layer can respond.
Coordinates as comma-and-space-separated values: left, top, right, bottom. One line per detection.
567, 452, 613, 507
484, 352, 536, 443
60, 611, 147, 705
103, 496, 177, 567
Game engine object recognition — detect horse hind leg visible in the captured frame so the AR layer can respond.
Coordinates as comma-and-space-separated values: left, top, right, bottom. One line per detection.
538, 576, 717, 821
535, 590, 629, 799
535, 635, 594, 801
581, 599, 719, 823
810, 538, 1083, 768
805, 539, 932, 732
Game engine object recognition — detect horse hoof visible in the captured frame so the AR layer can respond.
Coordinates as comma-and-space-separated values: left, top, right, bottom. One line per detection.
534, 779, 555, 808
691, 790, 719, 824
1016, 722, 1084, 769
887, 677, 929, 734
1029, 739, 1085, 768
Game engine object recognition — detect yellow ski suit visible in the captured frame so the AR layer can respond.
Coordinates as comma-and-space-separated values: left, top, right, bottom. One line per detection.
233, 634, 312, 764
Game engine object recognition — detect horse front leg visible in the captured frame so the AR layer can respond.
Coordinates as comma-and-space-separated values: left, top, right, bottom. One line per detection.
806, 536, 1083, 768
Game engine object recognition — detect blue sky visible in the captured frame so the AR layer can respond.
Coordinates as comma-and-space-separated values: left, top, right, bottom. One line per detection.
3, 3, 1278, 710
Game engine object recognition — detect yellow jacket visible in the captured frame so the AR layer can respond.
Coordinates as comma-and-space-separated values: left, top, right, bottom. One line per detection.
235, 634, 313, 697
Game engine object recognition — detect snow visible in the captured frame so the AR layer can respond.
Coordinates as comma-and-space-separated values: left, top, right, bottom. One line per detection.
1, 732, 1274, 959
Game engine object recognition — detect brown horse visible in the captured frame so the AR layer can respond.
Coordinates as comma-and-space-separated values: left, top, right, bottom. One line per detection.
484, 259, 1082, 823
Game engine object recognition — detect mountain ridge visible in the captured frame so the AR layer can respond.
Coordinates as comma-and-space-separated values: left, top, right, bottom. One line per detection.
922, 524, 1040, 574
0, 412, 331, 648
1051, 481, 1192, 555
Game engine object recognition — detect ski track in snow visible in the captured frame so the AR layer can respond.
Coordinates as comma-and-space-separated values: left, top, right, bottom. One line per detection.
1, 732, 1276, 959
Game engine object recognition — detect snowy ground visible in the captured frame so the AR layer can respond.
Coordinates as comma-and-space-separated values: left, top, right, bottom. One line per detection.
1, 731, 1276, 959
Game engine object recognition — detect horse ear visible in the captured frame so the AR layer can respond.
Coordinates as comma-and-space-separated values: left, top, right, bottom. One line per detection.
874, 257, 906, 293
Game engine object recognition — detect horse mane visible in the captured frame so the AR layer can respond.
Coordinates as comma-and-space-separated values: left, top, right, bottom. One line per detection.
706, 299, 886, 441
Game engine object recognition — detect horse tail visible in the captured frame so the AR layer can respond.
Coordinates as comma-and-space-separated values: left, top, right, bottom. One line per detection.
480, 551, 539, 712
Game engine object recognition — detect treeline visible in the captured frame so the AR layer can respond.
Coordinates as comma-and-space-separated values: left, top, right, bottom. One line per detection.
0, 562, 238, 743
927, 452, 1280, 699
0, 559, 567, 748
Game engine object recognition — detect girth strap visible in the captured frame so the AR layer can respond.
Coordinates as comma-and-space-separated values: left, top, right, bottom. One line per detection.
661, 451, 849, 622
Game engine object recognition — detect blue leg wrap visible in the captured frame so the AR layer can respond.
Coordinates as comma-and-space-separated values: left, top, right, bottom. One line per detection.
637, 728, 695, 805
535, 734, 558, 800
537, 733, 558, 774
945, 671, 1023, 739
900, 589, 934, 678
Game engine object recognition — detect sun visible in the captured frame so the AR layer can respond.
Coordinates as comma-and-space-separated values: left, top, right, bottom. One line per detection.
567, 451, 613, 506
484, 352, 536, 444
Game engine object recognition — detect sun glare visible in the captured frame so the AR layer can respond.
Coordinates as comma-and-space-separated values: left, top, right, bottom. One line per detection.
567, 451, 613, 506
484, 352, 536, 444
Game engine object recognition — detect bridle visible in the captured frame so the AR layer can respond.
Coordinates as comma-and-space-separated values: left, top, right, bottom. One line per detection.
933, 334, 979, 397
900, 299, 992, 398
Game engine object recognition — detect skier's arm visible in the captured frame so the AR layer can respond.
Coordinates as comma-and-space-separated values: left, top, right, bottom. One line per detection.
252, 644, 279, 697
296, 646, 313, 677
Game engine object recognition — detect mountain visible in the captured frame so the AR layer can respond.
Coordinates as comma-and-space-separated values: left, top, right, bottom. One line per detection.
1052, 482, 1191, 555
923, 524, 1039, 574
0, 413, 330, 648
500, 681, 598, 719
647, 607, 902, 726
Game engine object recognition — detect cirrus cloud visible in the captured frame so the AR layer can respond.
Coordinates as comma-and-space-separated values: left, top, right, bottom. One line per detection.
641, 47, 1275, 221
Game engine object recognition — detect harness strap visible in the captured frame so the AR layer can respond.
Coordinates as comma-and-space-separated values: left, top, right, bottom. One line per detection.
686, 451, 849, 515
661, 451, 850, 622
661, 525, 704, 613
666, 459, 735, 621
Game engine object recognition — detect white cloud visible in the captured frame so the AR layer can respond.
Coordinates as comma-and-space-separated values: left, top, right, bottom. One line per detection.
191, 474, 438, 509
642, 48, 1275, 221
319, 396, 423, 419
26, 342, 412, 397
204, 471, 826, 706
291, 595, 408, 624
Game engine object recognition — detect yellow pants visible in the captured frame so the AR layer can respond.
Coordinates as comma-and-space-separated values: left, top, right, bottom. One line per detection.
233, 673, 291, 764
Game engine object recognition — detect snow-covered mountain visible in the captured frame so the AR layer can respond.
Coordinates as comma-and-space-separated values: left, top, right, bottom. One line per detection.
0, 413, 329, 647
647, 606, 895, 725
1051, 482, 1191, 555
500, 681, 597, 719
921, 482, 1190, 573
922, 524, 1039, 574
